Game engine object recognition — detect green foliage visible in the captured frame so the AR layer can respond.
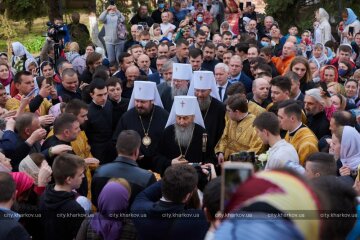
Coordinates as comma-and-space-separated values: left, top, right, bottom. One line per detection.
3, 0, 47, 23
23, 36, 45, 54
265, 0, 360, 33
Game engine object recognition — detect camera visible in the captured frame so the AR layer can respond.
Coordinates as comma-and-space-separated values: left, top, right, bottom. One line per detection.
46, 22, 66, 43
230, 151, 255, 163
109, 0, 115, 5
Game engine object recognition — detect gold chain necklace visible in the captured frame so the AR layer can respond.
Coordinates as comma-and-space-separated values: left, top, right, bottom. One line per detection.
139, 107, 155, 148
177, 125, 195, 159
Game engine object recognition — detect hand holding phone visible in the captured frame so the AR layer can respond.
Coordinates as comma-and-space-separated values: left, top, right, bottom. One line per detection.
26, 88, 37, 98
349, 26, 354, 35
221, 162, 254, 212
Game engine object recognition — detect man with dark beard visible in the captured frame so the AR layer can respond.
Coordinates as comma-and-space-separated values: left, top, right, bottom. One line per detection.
113, 81, 168, 170
155, 96, 213, 175
188, 71, 226, 164
158, 63, 193, 112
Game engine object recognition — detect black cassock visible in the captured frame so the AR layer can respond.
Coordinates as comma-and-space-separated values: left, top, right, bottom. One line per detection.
157, 83, 173, 113
202, 97, 226, 159
154, 123, 215, 175
113, 105, 169, 170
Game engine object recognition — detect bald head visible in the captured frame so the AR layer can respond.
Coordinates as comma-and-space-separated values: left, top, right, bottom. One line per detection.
252, 78, 270, 102
229, 55, 243, 77
282, 41, 296, 58
137, 54, 150, 72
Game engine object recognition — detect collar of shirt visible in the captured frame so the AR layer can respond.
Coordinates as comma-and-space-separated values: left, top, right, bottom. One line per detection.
293, 91, 301, 100
229, 72, 242, 82
92, 100, 106, 108
217, 81, 229, 89
289, 122, 303, 135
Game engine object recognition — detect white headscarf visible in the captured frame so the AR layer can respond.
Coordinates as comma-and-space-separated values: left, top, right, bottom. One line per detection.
11, 42, 33, 58
340, 126, 360, 170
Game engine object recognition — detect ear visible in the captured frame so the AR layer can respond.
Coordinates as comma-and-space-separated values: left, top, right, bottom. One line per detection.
63, 129, 70, 136
24, 127, 31, 136
315, 172, 321, 177
15, 82, 21, 90
90, 92, 94, 98
64, 176, 72, 186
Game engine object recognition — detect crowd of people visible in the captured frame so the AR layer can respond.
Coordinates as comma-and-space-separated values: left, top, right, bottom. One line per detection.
1, 0, 360, 239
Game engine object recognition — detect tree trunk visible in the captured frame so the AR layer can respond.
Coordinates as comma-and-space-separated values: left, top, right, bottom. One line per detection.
47, 0, 63, 22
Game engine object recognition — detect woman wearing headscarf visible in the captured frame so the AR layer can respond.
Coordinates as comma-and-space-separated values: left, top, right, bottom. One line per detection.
314, 8, 332, 45
341, 8, 360, 44
220, 21, 235, 36
149, 23, 163, 43
331, 126, 360, 178
11, 172, 48, 239
310, 43, 328, 67
65, 42, 86, 75
0, 62, 13, 94
76, 180, 136, 240
320, 65, 339, 83
11, 42, 33, 72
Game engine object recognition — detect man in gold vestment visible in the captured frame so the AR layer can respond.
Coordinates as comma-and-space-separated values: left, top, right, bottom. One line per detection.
278, 100, 318, 166
215, 94, 263, 163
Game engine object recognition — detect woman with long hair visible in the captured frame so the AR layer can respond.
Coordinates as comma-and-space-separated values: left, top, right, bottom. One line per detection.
289, 56, 314, 92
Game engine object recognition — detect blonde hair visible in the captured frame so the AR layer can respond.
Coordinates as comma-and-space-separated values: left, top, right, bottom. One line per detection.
327, 82, 345, 95
69, 42, 80, 53
108, 178, 132, 195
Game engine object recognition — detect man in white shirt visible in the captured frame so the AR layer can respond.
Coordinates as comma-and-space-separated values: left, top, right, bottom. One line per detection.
253, 112, 302, 172
160, 12, 176, 40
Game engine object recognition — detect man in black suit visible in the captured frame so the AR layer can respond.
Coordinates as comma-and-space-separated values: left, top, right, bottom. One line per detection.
148, 56, 168, 85
228, 55, 253, 93
91, 130, 156, 207
131, 164, 208, 240
215, 62, 232, 102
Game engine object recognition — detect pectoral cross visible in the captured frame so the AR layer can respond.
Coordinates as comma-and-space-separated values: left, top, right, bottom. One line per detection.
138, 87, 142, 91
199, 75, 203, 81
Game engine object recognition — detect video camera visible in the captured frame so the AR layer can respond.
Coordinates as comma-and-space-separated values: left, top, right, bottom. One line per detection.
46, 22, 66, 43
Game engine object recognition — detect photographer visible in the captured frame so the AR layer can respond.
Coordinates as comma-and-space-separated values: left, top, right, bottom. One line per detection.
99, 3, 127, 64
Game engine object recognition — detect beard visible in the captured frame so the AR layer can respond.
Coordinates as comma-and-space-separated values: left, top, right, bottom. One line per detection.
171, 85, 188, 98
198, 96, 211, 112
136, 105, 152, 116
175, 122, 195, 148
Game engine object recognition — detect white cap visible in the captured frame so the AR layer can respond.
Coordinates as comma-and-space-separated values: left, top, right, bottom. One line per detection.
187, 71, 221, 101
172, 63, 193, 81
174, 96, 196, 116
165, 96, 205, 128
305, 88, 325, 106
128, 81, 164, 110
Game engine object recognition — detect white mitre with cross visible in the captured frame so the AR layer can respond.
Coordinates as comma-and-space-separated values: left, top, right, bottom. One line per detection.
172, 63, 193, 81
187, 71, 221, 101
128, 81, 164, 110
165, 96, 205, 128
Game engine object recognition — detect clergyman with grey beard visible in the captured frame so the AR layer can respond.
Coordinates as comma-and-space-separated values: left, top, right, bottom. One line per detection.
154, 96, 215, 175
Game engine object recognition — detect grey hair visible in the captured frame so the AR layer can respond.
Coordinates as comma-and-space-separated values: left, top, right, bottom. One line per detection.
214, 62, 229, 73
161, 60, 174, 72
